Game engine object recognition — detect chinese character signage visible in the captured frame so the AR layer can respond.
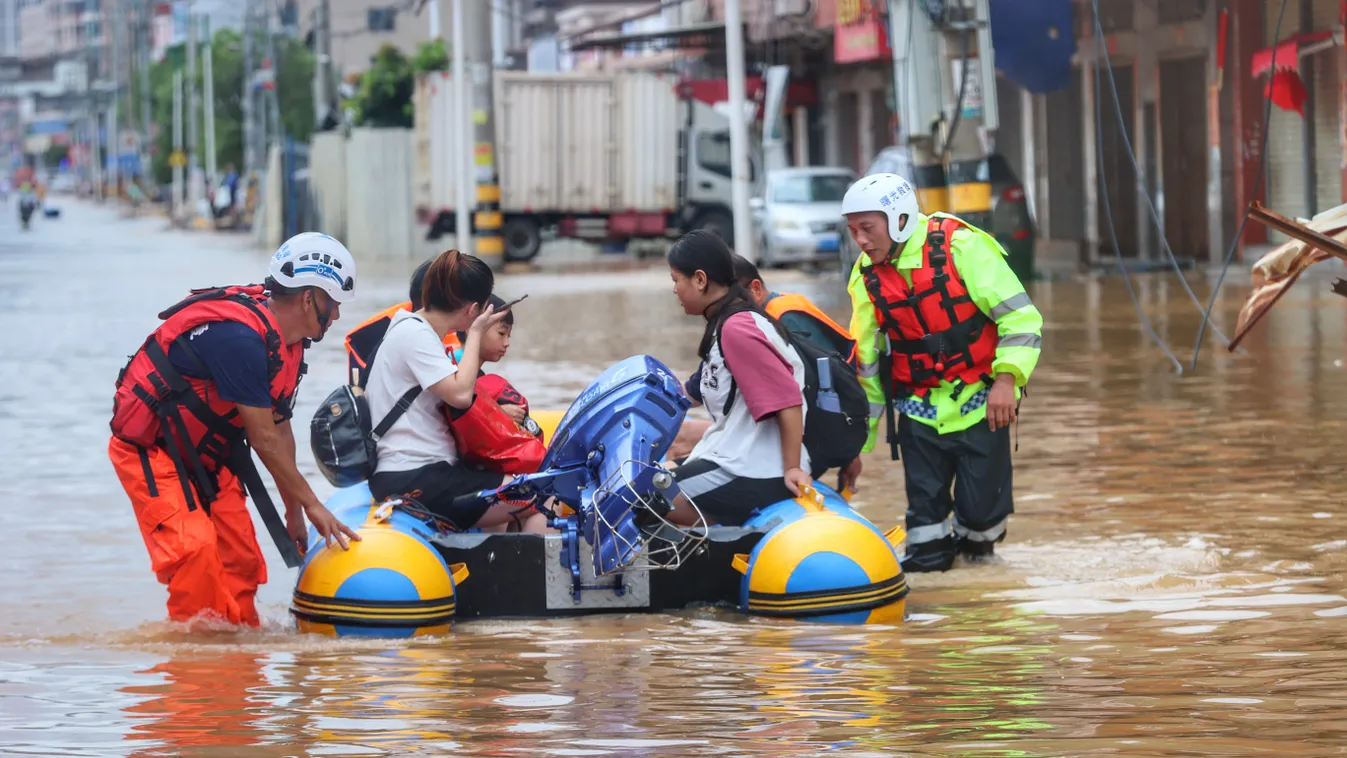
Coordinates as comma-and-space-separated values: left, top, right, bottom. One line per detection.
835, 0, 890, 64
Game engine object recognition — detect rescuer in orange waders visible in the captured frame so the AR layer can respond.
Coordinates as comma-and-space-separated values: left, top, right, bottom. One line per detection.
108, 233, 363, 626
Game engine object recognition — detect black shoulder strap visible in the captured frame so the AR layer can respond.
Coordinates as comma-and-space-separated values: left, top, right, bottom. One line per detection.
226, 444, 305, 569
712, 317, 739, 417
371, 386, 423, 439
368, 314, 431, 439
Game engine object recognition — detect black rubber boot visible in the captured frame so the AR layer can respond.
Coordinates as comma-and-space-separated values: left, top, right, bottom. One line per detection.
901, 535, 956, 573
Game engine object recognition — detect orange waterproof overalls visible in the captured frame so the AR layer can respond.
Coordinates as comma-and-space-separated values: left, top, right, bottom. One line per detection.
108, 285, 305, 626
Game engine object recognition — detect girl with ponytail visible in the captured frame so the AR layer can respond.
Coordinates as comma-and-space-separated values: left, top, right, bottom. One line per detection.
664, 230, 812, 527
364, 249, 548, 533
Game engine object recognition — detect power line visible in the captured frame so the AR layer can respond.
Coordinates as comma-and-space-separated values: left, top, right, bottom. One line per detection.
1089, 0, 1181, 373
1089, 0, 1233, 350
1192, 0, 1289, 369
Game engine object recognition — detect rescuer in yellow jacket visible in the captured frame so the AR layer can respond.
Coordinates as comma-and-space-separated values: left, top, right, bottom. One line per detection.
842, 172, 1043, 573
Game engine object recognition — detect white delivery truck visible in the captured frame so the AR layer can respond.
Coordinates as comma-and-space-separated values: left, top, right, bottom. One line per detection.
413, 70, 756, 262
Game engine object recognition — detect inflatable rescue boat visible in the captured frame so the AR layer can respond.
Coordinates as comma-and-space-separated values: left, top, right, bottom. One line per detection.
291, 355, 909, 637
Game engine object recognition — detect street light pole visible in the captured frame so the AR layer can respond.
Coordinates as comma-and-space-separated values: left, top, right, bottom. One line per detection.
722, 0, 754, 263
172, 68, 183, 218
204, 29, 217, 184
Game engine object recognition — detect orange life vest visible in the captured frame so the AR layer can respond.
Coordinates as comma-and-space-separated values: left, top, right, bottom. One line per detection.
861, 217, 998, 398
763, 292, 858, 367
344, 301, 462, 386
110, 285, 306, 506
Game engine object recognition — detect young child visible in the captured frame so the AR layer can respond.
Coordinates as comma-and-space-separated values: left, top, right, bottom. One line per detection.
451, 295, 543, 440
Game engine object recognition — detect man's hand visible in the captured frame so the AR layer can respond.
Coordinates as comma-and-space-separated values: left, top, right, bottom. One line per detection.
286, 506, 310, 556
500, 403, 527, 425
986, 373, 1018, 432
305, 502, 362, 551
838, 456, 863, 494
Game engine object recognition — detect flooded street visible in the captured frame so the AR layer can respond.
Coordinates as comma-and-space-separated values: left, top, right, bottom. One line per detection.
6, 199, 1347, 756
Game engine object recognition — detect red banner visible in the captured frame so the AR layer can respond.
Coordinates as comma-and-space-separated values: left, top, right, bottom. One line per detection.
834, 0, 890, 63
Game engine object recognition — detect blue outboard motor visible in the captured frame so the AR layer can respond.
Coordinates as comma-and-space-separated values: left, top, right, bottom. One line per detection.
542, 355, 692, 573
454, 355, 699, 590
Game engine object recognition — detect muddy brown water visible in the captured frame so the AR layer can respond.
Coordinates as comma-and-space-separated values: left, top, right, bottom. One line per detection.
3, 202, 1347, 756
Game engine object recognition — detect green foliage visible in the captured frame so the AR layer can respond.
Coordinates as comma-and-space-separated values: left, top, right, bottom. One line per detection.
147, 29, 315, 185
413, 38, 449, 73
350, 44, 415, 128
349, 39, 451, 128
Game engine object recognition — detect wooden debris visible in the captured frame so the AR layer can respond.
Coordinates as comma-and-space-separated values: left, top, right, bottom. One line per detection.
1230, 202, 1347, 350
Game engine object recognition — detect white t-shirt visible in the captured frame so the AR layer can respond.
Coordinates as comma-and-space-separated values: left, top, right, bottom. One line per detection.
688, 311, 810, 479
365, 310, 459, 473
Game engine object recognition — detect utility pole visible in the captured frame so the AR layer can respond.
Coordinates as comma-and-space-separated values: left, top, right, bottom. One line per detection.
428, 0, 440, 38
263, 3, 281, 145
173, 68, 184, 218
186, 4, 201, 217
84, 0, 100, 197
108, 0, 121, 199
243, 0, 256, 175
312, 0, 330, 125
465, 0, 501, 266
722, 0, 754, 263
888, 0, 999, 231
139, 0, 152, 180
204, 27, 217, 184
451, 0, 470, 256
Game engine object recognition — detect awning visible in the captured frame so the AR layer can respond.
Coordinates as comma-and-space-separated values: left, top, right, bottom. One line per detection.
567, 21, 742, 53
1251, 29, 1336, 76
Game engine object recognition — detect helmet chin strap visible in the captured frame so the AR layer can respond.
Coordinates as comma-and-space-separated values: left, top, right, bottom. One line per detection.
311, 290, 338, 343
871, 239, 901, 265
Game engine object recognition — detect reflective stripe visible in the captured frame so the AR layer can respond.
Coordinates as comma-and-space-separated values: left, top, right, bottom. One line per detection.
959, 387, 989, 416
869, 402, 886, 419
999, 333, 1042, 349
907, 521, 954, 545
953, 518, 1007, 543
858, 361, 879, 378
899, 398, 938, 420
989, 291, 1033, 320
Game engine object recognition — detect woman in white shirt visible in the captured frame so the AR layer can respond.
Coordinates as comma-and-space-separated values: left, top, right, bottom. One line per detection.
663, 230, 812, 526
365, 249, 548, 533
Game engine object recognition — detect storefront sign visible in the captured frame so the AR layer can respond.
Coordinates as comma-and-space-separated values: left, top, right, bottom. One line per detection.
835, 0, 890, 64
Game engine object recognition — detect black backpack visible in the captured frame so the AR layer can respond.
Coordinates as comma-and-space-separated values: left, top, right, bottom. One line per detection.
311, 317, 423, 487
719, 320, 870, 478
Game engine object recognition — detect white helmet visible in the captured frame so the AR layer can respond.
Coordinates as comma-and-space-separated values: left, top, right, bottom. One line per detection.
842, 173, 922, 246
268, 232, 357, 303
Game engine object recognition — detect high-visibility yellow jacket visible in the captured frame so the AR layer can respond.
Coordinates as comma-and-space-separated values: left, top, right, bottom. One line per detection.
847, 212, 1043, 449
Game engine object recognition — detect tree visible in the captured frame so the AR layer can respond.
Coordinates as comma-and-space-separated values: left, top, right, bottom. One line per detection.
349, 44, 415, 128
412, 38, 449, 73
147, 30, 316, 185
349, 39, 451, 128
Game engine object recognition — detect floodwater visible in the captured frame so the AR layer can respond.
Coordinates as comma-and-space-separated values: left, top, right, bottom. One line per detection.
4, 200, 1347, 756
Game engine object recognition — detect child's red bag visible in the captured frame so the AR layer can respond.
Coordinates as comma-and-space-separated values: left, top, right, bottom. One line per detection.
444, 375, 546, 475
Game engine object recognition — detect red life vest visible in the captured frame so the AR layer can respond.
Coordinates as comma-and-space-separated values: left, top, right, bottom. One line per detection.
862, 216, 999, 398
110, 285, 306, 492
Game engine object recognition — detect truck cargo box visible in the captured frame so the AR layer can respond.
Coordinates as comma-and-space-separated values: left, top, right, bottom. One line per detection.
414, 70, 680, 218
